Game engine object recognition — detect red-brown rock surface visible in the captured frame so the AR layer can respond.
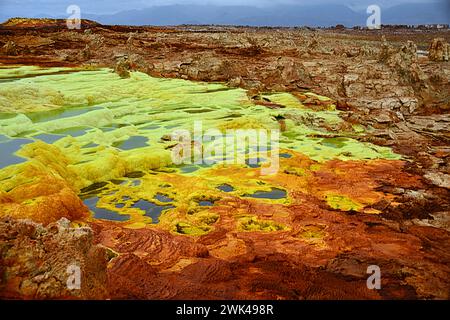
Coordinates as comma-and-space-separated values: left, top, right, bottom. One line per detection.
86, 159, 448, 299
0, 217, 109, 299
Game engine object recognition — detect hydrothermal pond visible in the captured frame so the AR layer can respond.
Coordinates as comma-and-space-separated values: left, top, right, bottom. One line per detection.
0, 65, 403, 233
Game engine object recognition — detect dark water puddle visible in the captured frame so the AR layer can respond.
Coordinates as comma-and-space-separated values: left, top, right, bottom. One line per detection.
217, 184, 234, 192
100, 124, 121, 132
180, 165, 199, 173
26, 107, 102, 123
152, 166, 177, 174
80, 181, 108, 194
111, 179, 126, 185
184, 108, 214, 114
199, 87, 234, 94
74, 160, 92, 165
246, 158, 266, 168
131, 179, 141, 186
154, 193, 174, 203
113, 136, 148, 150
0, 138, 32, 168
51, 126, 89, 137
199, 200, 214, 207
280, 153, 292, 158
83, 196, 130, 222
246, 188, 287, 200
320, 137, 348, 148
82, 142, 99, 148
125, 171, 145, 178
32, 133, 64, 144
220, 113, 242, 119
0, 134, 9, 142
132, 199, 175, 224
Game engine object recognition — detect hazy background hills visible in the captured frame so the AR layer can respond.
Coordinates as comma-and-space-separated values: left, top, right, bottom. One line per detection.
1, 0, 449, 27
84, 5, 361, 27
83, 2, 450, 27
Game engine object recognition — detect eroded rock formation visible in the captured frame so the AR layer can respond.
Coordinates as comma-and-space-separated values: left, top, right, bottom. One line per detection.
0, 217, 109, 299
2, 40, 18, 56
114, 55, 132, 78
429, 38, 450, 62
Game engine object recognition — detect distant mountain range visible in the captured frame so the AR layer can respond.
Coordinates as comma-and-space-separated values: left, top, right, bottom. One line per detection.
81, 4, 358, 27
2, 2, 449, 27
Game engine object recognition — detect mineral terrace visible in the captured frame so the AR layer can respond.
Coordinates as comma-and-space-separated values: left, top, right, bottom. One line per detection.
0, 18, 449, 299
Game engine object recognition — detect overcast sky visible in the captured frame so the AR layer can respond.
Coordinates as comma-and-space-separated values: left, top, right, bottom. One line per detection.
0, 0, 442, 20
0, 0, 442, 17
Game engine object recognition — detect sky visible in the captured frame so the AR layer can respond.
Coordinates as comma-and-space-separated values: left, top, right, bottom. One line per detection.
0, 0, 441, 17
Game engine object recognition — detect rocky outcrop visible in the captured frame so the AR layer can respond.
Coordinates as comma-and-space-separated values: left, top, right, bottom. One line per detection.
428, 38, 450, 62
424, 171, 450, 189
387, 41, 427, 85
0, 217, 110, 299
126, 32, 136, 50
114, 55, 132, 78
179, 53, 229, 81
378, 35, 391, 62
78, 44, 91, 60
2, 41, 18, 56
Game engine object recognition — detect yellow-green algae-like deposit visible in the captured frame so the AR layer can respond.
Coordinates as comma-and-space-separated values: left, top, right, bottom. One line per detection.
0, 66, 402, 234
